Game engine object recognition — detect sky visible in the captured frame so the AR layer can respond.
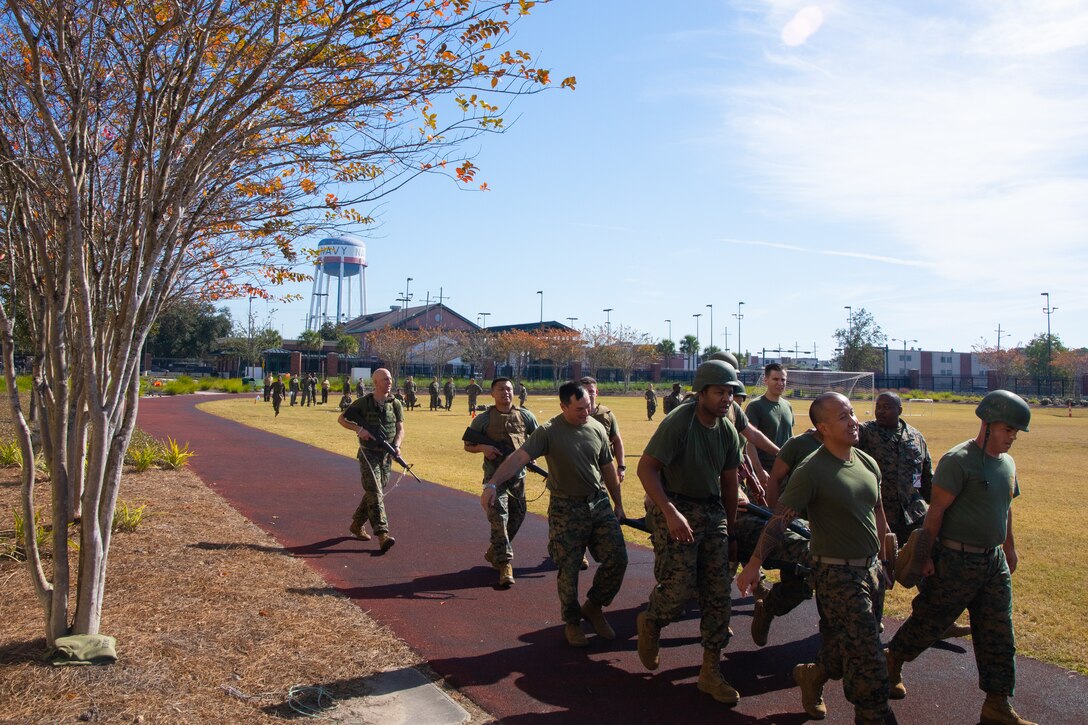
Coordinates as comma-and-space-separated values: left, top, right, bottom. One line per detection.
223, 0, 1087, 361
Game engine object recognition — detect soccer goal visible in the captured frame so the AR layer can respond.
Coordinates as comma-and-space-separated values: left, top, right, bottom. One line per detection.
752, 370, 876, 419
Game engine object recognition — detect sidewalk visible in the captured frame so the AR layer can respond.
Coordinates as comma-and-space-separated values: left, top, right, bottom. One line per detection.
139, 394, 1087, 723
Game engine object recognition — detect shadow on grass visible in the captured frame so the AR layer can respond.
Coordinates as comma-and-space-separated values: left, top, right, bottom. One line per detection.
0, 637, 47, 665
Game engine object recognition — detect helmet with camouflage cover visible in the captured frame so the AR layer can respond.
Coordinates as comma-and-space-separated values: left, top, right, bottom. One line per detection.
692, 360, 738, 393
707, 351, 740, 369
975, 390, 1031, 432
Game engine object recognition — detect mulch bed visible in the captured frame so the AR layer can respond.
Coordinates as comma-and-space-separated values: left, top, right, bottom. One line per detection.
0, 464, 491, 723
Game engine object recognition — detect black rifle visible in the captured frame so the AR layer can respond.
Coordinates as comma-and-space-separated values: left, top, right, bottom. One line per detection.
461, 427, 548, 479
623, 505, 812, 540
362, 425, 422, 484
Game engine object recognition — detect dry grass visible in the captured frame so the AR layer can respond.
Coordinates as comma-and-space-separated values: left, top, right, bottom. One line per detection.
201, 393, 1088, 674
0, 465, 492, 724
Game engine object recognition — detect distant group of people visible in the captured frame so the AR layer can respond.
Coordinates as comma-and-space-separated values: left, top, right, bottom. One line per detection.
333, 358, 1036, 725
262, 372, 335, 416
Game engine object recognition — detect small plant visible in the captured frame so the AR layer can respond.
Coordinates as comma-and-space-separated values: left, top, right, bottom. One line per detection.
0, 440, 22, 468
160, 437, 196, 470
112, 501, 147, 533
8, 507, 49, 560
127, 440, 159, 472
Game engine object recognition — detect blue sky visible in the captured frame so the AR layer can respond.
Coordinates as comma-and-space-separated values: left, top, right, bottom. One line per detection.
225, 0, 1087, 360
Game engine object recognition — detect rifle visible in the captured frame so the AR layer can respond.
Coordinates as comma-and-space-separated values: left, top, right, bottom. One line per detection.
361, 425, 422, 484
461, 427, 548, 479
742, 501, 812, 539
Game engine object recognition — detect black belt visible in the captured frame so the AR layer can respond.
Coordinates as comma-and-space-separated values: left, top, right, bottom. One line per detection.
666, 491, 721, 505
550, 489, 605, 503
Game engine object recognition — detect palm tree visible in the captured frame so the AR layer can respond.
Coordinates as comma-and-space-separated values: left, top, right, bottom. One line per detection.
679, 334, 700, 369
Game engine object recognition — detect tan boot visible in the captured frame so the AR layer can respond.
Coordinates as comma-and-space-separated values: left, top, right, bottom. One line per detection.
942, 620, 972, 638
751, 599, 773, 647
636, 612, 660, 670
497, 562, 514, 587
580, 600, 615, 640
377, 532, 396, 552
697, 648, 740, 705
793, 662, 828, 719
980, 694, 1036, 725
886, 648, 906, 699
349, 521, 371, 541
564, 622, 588, 648
484, 548, 500, 570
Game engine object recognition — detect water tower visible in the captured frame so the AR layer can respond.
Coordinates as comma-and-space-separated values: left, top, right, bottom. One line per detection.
306, 235, 368, 330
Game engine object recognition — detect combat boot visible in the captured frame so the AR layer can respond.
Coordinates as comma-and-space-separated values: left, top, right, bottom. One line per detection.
636, 612, 660, 670
580, 600, 615, 640
349, 521, 371, 541
377, 532, 396, 552
980, 694, 1036, 725
564, 623, 588, 648
484, 548, 499, 570
697, 648, 740, 705
751, 599, 773, 647
497, 562, 514, 588
793, 662, 828, 719
942, 620, 972, 638
885, 648, 906, 699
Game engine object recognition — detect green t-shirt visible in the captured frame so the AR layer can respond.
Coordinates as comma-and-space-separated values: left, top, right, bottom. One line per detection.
780, 447, 881, 559
643, 403, 742, 499
776, 430, 823, 493
341, 394, 403, 452
522, 414, 613, 498
746, 395, 795, 469
935, 440, 1019, 548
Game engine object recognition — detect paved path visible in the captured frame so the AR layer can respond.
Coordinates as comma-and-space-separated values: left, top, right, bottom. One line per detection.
139, 394, 1087, 723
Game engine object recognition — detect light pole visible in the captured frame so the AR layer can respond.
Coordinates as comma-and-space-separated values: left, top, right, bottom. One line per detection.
706, 304, 714, 352
844, 305, 852, 335
403, 277, 414, 321
603, 308, 613, 337
248, 295, 258, 372
994, 324, 1008, 352
537, 290, 544, 325
891, 338, 917, 375
1041, 292, 1057, 394
566, 316, 578, 330
665, 319, 672, 342
693, 312, 702, 367
479, 312, 491, 328
734, 302, 745, 364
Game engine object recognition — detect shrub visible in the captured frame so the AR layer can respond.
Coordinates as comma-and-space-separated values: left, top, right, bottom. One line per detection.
0, 440, 22, 468
160, 437, 196, 470
128, 441, 159, 472
112, 501, 147, 533
7, 508, 49, 561
163, 375, 198, 395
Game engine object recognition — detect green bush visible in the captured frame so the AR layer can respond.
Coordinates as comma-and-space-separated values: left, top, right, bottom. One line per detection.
160, 437, 196, 470
6, 507, 49, 561
0, 440, 22, 468
127, 441, 159, 472
112, 501, 147, 533
163, 375, 198, 395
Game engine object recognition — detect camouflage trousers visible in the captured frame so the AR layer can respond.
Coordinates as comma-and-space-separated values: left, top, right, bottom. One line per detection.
352, 448, 391, 535
485, 477, 526, 564
889, 545, 1016, 696
734, 511, 813, 617
812, 561, 890, 721
547, 493, 628, 625
645, 498, 733, 650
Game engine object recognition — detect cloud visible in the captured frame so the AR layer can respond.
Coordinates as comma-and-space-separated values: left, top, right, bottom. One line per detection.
724, 236, 933, 267
782, 6, 825, 46
717, 1, 1088, 283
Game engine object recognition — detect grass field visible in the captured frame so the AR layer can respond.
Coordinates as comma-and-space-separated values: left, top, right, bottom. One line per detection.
198, 393, 1088, 674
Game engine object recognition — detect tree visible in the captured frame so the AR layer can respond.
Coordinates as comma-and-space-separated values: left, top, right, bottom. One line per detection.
456, 330, 496, 381
533, 328, 584, 383
220, 327, 283, 369
679, 335, 700, 369
833, 308, 886, 373
364, 329, 419, 382
492, 329, 538, 381
318, 321, 344, 342
972, 338, 1025, 391
297, 329, 324, 353
336, 333, 360, 357
144, 300, 233, 359
610, 325, 655, 391
1054, 349, 1088, 399
582, 325, 616, 378
416, 327, 461, 377
656, 338, 676, 368
0, 0, 569, 647
1022, 332, 1066, 382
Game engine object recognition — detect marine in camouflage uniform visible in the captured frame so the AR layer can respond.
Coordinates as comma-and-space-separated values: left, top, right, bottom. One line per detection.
443, 377, 455, 410
636, 360, 744, 705
337, 368, 404, 552
644, 384, 657, 420
466, 378, 483, 416
737, 393, 893, 724
662, 383, 683, 415
428, 377, 441, 411
887, 391, 1035, 725
858, 391, 933, 543
485, 381, 627, 647
517, 381, 528, 408
467, 378, 539, 587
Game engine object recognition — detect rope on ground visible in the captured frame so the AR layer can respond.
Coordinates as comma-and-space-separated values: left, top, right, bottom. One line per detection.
286, 684, 339, 718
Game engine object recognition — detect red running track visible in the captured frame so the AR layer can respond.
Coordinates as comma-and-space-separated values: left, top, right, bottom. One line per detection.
139, 394, 1087, 724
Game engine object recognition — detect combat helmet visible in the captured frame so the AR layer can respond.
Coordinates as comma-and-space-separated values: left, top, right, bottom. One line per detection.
707, 351, 740, 369
975, 390, 1031, 432
692, 360, 738, 393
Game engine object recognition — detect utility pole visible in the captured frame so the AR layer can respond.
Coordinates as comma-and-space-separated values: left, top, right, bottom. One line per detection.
1041, 293, 1057, 394
537, 290, 544, 326
734, 302, 745, 360
722, 327, 730, 353
706, 304, 714, 352
994, 323, 1007, 352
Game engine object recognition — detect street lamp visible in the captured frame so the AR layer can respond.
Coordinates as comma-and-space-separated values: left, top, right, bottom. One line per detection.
734, 302, 745, 363
844, 305, 852, 335
537, 290, 544, 325
693, 312, 702, 366
665, 319, 672, 342
403, 277, 414, 321
1041, 292, 1058, 394
706, 304, 714, 352
603, 308, 613, 336
891, 338, 917, 375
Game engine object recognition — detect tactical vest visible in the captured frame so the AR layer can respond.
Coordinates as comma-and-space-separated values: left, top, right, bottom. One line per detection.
485, 405, 530, 451
591, 405, 615, 438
